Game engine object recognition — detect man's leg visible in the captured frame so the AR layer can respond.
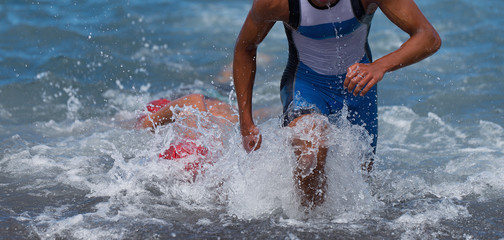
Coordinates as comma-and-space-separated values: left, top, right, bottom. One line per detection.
288, 114, 329, 208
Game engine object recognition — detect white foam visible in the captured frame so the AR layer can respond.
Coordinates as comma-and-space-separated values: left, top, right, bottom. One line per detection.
371, 106, 504, 238
477, 120, 504, 149
28, 205, 122, 240
5, 97, 385, 239
0, 103, 12, 119
222, 113, 379, 219
196, 218, 212, 226
391, 199, 470, 239
13, 102, 503, 238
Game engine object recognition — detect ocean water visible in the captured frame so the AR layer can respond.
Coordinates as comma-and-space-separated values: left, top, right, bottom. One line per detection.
1, 0, 503, 239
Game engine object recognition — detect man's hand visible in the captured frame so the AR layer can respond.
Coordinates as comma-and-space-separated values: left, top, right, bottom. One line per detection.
344, 62, 385, 96
241, 124, 262, 153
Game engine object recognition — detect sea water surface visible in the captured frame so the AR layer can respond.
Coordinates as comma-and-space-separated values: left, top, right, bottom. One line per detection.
1, 0, 503, 239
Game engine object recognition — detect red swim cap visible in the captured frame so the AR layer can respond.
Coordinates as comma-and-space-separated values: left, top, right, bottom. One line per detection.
146, 98, 171, 113
136, 98, 171, 126
159, 141, 211, 175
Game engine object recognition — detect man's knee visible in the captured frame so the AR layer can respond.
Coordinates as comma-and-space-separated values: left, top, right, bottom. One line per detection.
289, 114, 329, 173
288, 113, 330, 142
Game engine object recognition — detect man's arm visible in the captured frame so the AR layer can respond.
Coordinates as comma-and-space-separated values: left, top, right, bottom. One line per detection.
233, 0, 287, 152
345, 0, 441, 96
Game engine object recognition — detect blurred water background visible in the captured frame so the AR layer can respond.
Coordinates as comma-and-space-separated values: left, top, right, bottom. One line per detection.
0, 0, 503, 239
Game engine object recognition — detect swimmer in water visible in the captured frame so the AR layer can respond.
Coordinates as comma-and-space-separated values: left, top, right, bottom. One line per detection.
137, 93, 238, 130
136, 94, 239, 178
136, 57, 277, 178
138, 54, 275, 131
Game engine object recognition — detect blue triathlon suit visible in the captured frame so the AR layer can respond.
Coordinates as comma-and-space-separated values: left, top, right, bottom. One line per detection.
281, 0, 378, 150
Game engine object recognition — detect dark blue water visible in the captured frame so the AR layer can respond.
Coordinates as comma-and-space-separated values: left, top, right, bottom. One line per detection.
1, 0, 503, 239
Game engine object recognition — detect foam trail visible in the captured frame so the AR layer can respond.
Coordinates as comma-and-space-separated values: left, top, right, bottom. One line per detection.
221, 112, 379, 219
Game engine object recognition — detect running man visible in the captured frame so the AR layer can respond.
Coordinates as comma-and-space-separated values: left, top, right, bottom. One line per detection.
233, 0, 441, 208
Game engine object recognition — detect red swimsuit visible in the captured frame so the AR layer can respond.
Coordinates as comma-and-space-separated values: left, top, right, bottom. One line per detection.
141, 99, 211, 175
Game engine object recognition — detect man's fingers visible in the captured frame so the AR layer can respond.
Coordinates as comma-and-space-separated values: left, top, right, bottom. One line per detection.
346, 66, 358, 79
243, 132, 262, 153
346, 62, 383, 96
254, 134, 262, 151
346, 73, 363, 93
247, 137, 257, 151
352, 74, 372, 96
247, 136, 261, 152
343, 77, 350, 88
345, 64, 359, 87
360, 79, 376, 96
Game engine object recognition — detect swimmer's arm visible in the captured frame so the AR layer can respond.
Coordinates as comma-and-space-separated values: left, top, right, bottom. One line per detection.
139, 94, 208, 129
138, 106, 175, 129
